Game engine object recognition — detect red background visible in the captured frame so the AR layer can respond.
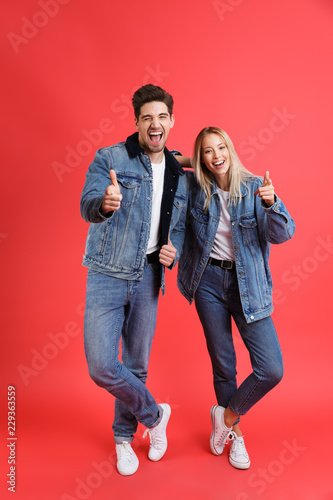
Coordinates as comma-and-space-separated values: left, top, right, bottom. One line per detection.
1, 1, 333, 499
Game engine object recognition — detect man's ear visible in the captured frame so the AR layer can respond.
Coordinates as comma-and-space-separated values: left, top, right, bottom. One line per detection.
134, 118, 139, 130
170, 114, 175, 129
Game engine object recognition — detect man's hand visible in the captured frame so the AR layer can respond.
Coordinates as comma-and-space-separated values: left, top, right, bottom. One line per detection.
159, 235, 177, 267
254, 171, 275, 207
101, 169, 122, 214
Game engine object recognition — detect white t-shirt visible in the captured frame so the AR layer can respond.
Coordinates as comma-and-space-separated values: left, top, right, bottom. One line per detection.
210, 188, 235, 261
147, 155, 165, 254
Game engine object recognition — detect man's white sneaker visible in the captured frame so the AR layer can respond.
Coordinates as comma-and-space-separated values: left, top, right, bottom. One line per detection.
143, 403, 171, 461
115, 442, 139, 476
210, 405, 233, 456
229, 432, 251, 469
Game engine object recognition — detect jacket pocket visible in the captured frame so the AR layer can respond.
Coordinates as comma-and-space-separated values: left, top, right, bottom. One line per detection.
190, 205, 209, 240
191, 205, 209, 224
117, 174, 142, 207
239, 216, 259, 246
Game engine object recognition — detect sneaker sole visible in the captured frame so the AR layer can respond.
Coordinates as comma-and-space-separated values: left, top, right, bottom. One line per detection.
229, 457, 251, 470
210, 405, 222, 456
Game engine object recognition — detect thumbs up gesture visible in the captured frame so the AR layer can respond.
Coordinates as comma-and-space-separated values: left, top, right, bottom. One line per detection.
101, 169, 123, 214
159, 234, 177, 267
254, 171, 275, 207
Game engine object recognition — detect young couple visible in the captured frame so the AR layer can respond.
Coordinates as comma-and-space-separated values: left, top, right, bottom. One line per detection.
80, 84, 295, 476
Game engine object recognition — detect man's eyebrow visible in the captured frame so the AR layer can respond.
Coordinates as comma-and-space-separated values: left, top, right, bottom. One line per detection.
140, 113, 170, 119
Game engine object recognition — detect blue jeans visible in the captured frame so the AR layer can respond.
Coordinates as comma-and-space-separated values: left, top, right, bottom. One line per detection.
84, 262, 162, 443
194, 264, 283, 417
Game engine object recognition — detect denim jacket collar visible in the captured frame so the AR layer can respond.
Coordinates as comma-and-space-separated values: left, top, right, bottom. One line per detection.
125, 132, 184, 176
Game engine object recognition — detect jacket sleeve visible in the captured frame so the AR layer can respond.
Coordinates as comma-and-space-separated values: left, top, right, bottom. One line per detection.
256, 189, 295, 244
80, 148, 114, 223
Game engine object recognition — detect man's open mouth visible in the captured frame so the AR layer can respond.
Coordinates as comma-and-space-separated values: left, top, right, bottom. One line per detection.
149, 131, 163, 144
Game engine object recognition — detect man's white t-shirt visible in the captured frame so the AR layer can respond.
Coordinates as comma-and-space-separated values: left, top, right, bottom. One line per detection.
147, 155, 165, 254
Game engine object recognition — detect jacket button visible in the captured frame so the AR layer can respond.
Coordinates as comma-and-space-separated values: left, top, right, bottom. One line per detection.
250, 315, 254, 320
235, 245, 239, 249
239, 271, 243, 275
243, 293, 247, 297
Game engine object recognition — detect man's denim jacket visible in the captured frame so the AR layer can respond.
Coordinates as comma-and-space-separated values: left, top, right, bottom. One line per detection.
81, 133, 188, 294
177, 173, 295, 323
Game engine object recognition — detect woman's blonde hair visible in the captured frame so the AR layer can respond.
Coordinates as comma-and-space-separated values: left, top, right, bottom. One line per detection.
193, 127, 254, 209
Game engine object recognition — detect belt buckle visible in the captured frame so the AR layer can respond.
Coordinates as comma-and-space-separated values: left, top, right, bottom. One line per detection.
222, 260, 233, 270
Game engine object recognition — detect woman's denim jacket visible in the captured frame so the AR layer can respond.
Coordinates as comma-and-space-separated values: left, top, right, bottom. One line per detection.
81, 133, 188, 294
177, 173, 295, 323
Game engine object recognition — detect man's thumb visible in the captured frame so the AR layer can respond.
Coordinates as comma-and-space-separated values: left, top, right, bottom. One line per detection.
110, 169, 119, 189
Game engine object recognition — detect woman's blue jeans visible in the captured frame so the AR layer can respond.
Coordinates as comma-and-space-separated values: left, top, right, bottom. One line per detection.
84, 262, 162, 443
194, 264, 283, 417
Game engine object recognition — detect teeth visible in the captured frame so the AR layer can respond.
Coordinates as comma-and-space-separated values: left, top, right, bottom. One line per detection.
150, 132, 162, 136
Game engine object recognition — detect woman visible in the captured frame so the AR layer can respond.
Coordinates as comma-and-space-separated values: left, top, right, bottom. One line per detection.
177, 127, 295, 469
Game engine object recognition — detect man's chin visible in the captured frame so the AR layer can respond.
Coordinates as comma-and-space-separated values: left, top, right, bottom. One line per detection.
147, 142, 166, 154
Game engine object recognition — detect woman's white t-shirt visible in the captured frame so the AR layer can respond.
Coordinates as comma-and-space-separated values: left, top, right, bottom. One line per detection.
210, 187, 235, 261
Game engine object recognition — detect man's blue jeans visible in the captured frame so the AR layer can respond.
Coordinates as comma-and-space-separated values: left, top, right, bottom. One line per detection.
84, 262, 162, 443
194, 264, 283, 417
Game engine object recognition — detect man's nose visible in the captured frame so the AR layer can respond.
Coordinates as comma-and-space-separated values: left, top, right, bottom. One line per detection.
151, 117, 161, 129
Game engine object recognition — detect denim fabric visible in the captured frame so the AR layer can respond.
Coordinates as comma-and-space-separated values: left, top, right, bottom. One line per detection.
84, 263, 163, 443
177, 172, 295, 322
80, 133, 188, 294
195, 264, 283, 416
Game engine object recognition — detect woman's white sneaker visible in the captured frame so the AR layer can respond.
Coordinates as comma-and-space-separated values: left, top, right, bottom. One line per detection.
116, 442, 139, 476
210, 405, 233, 455
229, 432, 251, 469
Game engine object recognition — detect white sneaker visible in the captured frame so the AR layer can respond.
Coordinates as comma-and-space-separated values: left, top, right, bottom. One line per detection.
143, 403, 171, 461
210, 405, 233, 456
229, 432, 251, 469
115, 442, 139, 476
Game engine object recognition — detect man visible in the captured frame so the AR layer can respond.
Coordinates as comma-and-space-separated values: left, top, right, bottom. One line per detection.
80, 84, 188, 476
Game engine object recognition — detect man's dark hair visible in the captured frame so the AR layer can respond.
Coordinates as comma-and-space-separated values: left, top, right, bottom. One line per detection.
132, 84, 174, 120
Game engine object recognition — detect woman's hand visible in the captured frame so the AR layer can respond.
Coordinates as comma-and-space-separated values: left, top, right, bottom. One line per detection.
254, 171, 275, 207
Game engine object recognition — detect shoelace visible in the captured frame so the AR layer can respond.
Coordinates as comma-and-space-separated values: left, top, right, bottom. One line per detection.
118, 442, 134, 461
142, 428, 164, 450
229, 432, 247, 456
216, 426, 234, 446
